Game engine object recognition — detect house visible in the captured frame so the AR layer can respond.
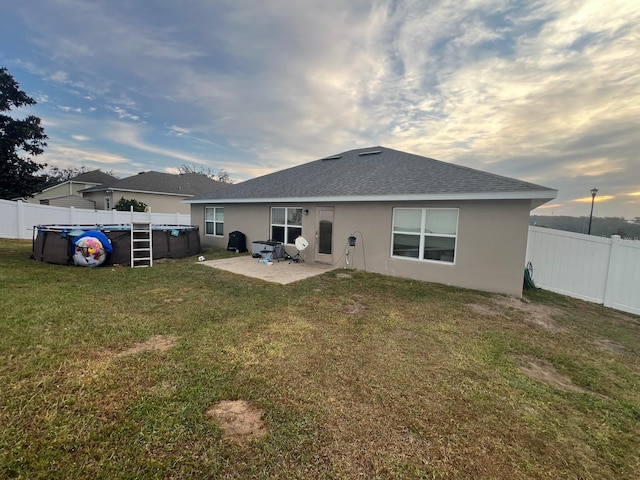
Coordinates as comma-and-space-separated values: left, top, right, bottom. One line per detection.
81, 171, 229, 214
28, 170, 118, 209
186, 147, 557, 296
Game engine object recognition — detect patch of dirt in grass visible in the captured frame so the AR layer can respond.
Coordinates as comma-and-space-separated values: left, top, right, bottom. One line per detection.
467, 303, 501, 317
344, 297, 366, 316
336, 272, 352, 279
612, 312, 640, 328
163, 297, 184, 304
116, 335, 179, 357
593, 338, 626, 355
516, 356, 589, 394
68, 335, 179, 382
468, 296, 564, 331
206, 400, 267, 445
73, 351, 114, 381
392, 328, 416, 338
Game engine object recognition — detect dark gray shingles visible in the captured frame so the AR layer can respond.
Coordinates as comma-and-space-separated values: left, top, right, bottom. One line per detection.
82, 172, 229, 195
189, 146, 556, 201
69, 170, 119, 186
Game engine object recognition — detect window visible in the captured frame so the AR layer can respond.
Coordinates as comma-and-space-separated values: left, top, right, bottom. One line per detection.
271, 207, 302, 244
392, 208, 458, 263
205, 207, 224, 236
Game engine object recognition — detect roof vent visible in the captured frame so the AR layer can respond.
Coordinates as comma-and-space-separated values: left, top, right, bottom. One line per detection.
321, 155, 342, 161
358, 150, 382, 156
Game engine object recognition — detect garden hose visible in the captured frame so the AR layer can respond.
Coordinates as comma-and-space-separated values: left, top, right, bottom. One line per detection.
524, 261, 536, 290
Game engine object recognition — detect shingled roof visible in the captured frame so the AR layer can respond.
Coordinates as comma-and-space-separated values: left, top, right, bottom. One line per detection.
82, 171, 229, 196
187, 146, 556, 208
71, 169, 119, 186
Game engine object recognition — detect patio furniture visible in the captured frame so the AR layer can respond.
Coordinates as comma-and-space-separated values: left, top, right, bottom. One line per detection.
254, 240, 284, 262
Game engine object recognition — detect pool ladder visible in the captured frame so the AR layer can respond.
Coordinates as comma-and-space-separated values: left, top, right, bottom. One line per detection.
131, 222, 153, 268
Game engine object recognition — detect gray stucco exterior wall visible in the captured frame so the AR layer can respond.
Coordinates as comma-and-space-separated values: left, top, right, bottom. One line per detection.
191, 199, 530, 296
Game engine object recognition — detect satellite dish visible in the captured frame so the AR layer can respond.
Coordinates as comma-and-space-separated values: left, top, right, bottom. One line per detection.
295, 236, 309, 251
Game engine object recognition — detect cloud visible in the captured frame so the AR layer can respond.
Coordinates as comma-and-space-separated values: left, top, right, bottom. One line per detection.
168, 125, 190, 137
376, 0, 640, 218
43, 144, 132, 171
162, 2, 395, 167
106, 105, 140, 121
104, 121, 220, 168
5, 0, 640, 217
59, 106, 82, 113
535, 203, 563, 210
561, 159, 626, 178
49, 70, 69, 83
572, 195, 615, 203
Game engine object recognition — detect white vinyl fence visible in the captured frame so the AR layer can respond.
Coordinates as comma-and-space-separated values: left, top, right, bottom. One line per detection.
526, 225, 640, 316
0, 199, 191, 240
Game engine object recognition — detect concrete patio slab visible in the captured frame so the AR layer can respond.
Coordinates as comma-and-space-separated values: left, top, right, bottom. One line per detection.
199, 255, 337, 284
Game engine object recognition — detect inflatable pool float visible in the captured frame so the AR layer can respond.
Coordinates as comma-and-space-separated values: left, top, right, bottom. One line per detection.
72, 230, 112, 267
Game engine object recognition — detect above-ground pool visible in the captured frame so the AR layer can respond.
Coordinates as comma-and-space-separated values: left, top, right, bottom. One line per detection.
32, 224, 201, 266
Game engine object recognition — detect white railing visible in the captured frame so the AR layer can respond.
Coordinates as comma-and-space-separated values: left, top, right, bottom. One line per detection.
526, 226, 640, 316
0, 199, 191, 240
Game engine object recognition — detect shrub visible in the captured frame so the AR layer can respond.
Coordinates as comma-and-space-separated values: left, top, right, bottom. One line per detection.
115, 197, 148, 212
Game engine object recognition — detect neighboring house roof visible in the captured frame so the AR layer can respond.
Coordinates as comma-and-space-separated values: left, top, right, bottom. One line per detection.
186, 146, 557, 208
70, 170, 119, 185
82, 171, 229, 197
36, 169, 119, 195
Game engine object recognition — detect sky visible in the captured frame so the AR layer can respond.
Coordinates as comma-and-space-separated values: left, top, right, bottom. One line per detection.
1, 0, 639, 219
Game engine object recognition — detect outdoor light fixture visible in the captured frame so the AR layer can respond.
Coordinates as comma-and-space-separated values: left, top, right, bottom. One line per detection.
588, 187, 598, 235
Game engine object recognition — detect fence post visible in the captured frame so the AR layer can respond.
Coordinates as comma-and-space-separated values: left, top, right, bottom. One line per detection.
603, 235, 621, 308
69, 206, 75, 225
17, 200, 25, 239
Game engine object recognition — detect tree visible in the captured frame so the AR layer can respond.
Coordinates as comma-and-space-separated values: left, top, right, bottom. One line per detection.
115, 197, 148, 212
0, 67, 48, 199
44, 165, 90, 184
215, 168, 232, 184
178, 163, 234, 184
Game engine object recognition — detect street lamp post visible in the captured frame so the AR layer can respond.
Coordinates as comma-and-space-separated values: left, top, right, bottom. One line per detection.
587, 187, 598, 235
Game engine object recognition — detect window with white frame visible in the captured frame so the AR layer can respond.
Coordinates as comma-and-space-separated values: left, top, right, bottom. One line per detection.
271, 207, 302, 244
392, 208, 458, 263
205, 207, 224, 236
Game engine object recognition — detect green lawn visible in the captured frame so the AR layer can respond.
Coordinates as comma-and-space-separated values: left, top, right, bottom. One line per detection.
1, 238, 639, 479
